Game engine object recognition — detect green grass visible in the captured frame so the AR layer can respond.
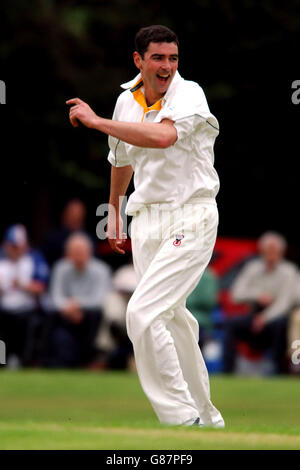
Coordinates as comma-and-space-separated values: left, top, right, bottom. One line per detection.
0, 369, 300, 449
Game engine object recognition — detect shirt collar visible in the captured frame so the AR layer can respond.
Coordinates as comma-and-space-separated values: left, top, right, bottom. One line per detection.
120, 71, 182, 105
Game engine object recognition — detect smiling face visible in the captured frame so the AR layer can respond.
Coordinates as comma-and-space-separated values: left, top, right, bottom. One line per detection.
133, 41, 179, 106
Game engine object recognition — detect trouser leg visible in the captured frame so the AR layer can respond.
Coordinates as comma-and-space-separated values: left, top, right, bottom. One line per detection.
265, 315, 288, 373
132, 310, 199, 424
0, 311, 31, 362
223, 313, 254, 373
167, 303, 223, 424
78, 309, 102, 366
47, 310, 102, 367
127, 202, 223, 425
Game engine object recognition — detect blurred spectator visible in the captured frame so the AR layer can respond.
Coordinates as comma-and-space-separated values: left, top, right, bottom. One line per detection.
94, 262, 136, 370
44, 232, 111, 367
186, 267, 218, 348
223, 232, 298, 374
43, 198, 96, 267
287, 274, 300, 373
0, 224, 49, 366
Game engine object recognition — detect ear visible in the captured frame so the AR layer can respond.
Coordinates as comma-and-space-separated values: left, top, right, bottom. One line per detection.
133, 51, 142, 71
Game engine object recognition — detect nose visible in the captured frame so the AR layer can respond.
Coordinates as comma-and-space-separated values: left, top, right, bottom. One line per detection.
159, 58, 172, 71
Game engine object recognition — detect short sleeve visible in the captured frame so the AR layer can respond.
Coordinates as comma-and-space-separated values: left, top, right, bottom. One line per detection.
108, 136, 131, 168
107, 94, 132, 167
158, 83, 213, 140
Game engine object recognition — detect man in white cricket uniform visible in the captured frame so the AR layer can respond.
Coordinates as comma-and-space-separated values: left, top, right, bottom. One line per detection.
67, 25, 224, 427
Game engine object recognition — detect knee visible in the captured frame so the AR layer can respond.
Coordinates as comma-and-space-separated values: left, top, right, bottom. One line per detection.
126, 298, 140, 342
126, 298, 170, 344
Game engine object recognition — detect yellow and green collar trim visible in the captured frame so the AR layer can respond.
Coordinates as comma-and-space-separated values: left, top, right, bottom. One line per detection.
130, 79, 162, 121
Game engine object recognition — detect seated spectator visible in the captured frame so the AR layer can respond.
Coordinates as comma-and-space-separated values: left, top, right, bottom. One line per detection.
94, 263, 136, 370
0, 224, 49, 366
186, 267, 218, 348
223, 232, 298, 374
43, 198, 96, 267
45, 232, 111, 367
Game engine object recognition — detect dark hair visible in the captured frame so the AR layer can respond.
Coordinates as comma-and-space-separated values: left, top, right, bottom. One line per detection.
135, 25, 179, 58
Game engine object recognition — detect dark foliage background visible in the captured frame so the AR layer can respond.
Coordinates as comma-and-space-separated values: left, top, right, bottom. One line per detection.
0, 1, 299, 255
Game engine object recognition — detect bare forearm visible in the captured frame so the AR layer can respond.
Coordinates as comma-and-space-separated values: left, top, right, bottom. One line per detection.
19, 281, 45, 295
109, 165, 133, 208
66, 97, 177, 148
107, 165, 133, 253
94, 117, 176, 149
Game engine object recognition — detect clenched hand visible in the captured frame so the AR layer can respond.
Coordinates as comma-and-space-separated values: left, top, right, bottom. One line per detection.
66, 98, 100, 129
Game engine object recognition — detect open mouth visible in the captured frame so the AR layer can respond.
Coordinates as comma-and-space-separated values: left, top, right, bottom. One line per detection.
156, 73, 170, 84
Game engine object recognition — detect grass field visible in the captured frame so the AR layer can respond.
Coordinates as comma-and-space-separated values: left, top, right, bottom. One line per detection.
0, 369, 299, 450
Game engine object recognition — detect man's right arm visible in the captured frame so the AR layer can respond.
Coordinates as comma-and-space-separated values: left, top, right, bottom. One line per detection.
107, 164, 133, 254
231, 262, 261, 304
50, 262, 68, 311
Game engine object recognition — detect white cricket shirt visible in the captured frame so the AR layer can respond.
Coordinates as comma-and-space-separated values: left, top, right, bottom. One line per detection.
0, 255, 39, 312
107, 71, 220, 216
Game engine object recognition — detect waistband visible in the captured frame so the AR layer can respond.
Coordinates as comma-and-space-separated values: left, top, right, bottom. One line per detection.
132, 197, 217, 215
185, 196, 217, 206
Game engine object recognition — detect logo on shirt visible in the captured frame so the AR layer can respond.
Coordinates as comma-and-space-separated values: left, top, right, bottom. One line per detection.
173, 234, 184, 246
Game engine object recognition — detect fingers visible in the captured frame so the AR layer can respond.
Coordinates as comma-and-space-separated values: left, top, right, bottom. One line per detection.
107, 236, 126, 255
69, 115, 79, 127
69, 105, 80, 112
66, 98, 83, 106
115, 246, 126, 255
69, 104, 80, 127
67, 99, 82, 127
111, 243, 126, 255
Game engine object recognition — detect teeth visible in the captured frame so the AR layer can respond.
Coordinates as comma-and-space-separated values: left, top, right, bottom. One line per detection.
158, 74, 169, 78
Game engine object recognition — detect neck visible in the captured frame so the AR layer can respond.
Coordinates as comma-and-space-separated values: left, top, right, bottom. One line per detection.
141, 76, 163, 107
75, 264, 86, 272
265, 261, 277, 272
144, 88, 162, 107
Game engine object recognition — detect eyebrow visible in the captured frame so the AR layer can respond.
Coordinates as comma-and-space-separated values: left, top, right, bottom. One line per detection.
150, 53, 179, 58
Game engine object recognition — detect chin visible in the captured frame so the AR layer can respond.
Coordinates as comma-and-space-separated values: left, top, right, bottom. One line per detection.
158, 84, 170, 94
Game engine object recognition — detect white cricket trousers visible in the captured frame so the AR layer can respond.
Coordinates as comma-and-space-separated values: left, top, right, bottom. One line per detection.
126, 196, 224, 425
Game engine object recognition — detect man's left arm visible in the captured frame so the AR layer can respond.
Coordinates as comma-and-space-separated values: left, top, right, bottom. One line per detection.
66, 98, 177, 149
252, 266, 298, 332
17, 280, 46, 295
262, 268, 298, 323
17, 252, 49, 295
